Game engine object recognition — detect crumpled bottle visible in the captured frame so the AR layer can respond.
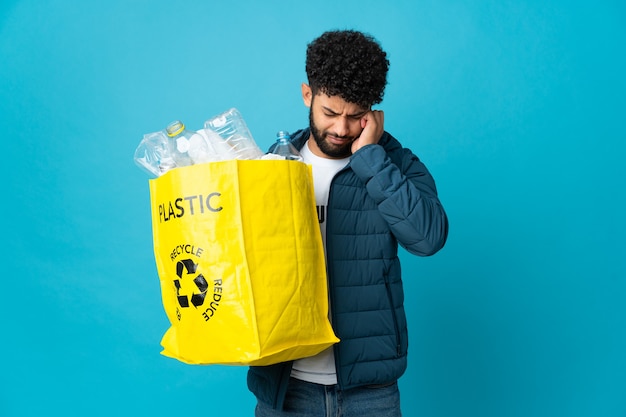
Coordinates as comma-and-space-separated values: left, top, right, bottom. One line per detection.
271, 131, 303, 161
133, 130, 176, 177
203, 108, 264, 160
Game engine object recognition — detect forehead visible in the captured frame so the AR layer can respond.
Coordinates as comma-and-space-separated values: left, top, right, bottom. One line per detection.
313, 93, 369, 115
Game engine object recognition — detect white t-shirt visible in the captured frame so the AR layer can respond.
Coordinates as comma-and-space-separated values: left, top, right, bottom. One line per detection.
290, 140, 350, 385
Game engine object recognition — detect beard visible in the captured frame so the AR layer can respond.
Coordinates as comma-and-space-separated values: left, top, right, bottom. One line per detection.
309, 107, 356, 159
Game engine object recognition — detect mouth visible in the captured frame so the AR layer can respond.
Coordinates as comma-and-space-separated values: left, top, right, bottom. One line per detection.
326, 134, 352, 146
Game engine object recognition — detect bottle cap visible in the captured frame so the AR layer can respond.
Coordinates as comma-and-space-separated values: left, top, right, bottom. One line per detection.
276, 131, 290, 140
166, 120, 185, 137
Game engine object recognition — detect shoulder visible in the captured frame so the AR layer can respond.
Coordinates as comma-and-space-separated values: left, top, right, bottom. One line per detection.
291, 129, 310, 149
379, 131, 407, 155
379, 131, 425, 168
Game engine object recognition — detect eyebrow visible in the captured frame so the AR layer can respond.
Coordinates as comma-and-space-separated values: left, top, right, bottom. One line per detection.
322, 106, 367, 118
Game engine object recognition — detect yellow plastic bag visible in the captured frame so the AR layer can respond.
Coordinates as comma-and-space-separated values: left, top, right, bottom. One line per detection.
149, 159, 339, 365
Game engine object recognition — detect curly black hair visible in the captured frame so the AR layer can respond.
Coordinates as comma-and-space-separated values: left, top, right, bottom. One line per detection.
306, 30, 389, 108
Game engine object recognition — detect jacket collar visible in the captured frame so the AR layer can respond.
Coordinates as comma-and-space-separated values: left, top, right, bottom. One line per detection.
290, 128, 310, 151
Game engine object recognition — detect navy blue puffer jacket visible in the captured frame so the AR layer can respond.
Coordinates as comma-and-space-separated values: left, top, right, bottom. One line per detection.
247, 129, 448, 409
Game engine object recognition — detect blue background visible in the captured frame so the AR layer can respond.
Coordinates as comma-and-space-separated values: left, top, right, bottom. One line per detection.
1, 1, 625, 416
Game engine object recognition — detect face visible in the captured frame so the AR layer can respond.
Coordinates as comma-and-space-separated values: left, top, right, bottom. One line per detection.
302, 84, 369, 159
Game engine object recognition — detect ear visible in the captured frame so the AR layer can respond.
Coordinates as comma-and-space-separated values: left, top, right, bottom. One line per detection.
301, 83, 313, 107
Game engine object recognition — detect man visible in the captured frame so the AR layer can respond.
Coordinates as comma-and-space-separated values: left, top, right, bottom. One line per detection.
248, 29, 448, 416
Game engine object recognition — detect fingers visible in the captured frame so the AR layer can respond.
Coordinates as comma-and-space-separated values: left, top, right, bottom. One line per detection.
362, 110, 384, 141
352, 110, 385, 154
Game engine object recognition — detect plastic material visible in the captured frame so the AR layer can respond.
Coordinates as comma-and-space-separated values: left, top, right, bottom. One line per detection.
134, 108, 263, 177
134, 130, 175, 177
203, 108, 264, 160
271, 130, 304, 161
165, 120, 216, 167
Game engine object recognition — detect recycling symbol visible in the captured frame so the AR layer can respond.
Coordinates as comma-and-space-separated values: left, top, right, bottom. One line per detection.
173, 258, 209, 308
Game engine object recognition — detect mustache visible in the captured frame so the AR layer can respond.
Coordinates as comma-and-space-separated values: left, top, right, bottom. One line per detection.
325, 132, 357, 141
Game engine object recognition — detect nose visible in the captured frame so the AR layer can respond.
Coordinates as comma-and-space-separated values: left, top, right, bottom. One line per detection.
333, 117, 350, 137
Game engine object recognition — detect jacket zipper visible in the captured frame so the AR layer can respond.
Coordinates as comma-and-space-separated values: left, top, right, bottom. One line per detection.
325, 164, 351, 388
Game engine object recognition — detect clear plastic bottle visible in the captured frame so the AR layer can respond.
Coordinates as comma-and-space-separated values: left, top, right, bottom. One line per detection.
203, 108, 264, 160
271, 131, 303, 161
134, 130, 176, 177
165, 120, 196, 168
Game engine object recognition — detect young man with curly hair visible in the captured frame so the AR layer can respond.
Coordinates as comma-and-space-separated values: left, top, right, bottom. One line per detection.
247, 30, 449, 417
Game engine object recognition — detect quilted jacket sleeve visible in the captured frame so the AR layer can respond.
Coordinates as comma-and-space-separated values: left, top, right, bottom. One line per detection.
349, 139, 448, 256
